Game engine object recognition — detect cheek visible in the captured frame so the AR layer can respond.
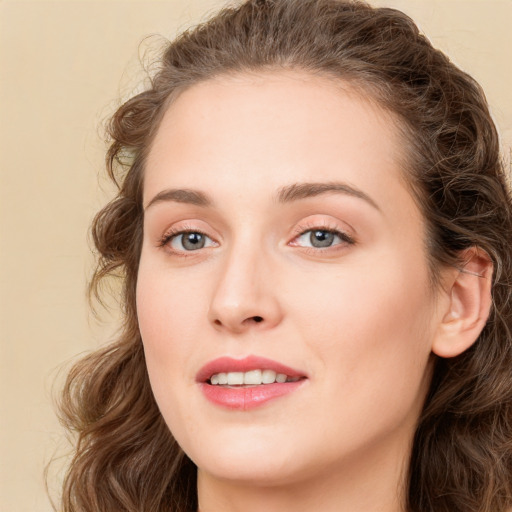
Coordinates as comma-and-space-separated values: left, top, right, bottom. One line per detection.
292, 254, 432, 333
286, 255, 434, 411
136, 250, 208, 338
136, 259, 209, 444
135, 258, 206, 389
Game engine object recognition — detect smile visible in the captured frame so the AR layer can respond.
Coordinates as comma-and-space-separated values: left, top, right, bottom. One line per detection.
197, 356, 308, 410
209, 369, 302, 386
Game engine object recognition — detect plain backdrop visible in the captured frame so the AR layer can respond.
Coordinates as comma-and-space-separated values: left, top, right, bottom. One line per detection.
1, 1, 511, 510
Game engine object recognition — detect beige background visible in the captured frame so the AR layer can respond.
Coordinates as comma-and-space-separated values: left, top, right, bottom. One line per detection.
1, 1, 511, 510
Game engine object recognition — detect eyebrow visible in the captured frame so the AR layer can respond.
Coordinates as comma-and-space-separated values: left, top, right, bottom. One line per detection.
145, 188, 212, 210
276, 182, 380, 211
144, 181, 380, 211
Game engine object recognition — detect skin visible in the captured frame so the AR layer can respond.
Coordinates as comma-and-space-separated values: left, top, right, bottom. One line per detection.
137, 70, 451, 512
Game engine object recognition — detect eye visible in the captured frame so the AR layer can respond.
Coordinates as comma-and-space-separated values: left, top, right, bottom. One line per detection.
291, 227, 354, 250
160, 229, 217, 253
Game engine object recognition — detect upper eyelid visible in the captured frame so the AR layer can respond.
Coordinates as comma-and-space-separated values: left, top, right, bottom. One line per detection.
165, 226, 349, 240
292, 222, 349, 236
290, 218, 355, 240
160, 221, 214, 238
160, 225, 353, 253
160, 226, 216, 245
160, 220, 348, 239
291, 227, 355, 248
159, 230, 218, 256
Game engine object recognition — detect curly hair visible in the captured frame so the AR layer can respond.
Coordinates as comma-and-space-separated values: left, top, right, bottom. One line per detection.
56, 1, 512, 511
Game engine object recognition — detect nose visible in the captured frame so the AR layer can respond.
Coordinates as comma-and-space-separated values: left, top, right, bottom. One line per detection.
207, 241, 283, 334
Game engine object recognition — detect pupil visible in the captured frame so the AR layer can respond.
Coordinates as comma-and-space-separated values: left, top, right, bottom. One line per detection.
183, 233, 205, 250
311, 230, 334, 248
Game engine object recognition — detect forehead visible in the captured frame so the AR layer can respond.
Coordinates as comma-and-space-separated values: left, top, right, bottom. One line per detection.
144, 70, 412, 216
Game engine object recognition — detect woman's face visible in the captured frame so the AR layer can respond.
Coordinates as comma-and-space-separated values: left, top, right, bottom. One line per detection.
137, 71, 443, 486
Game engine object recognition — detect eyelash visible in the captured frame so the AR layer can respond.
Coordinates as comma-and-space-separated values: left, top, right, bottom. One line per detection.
290, 222, 355, 253
157, 224, 213, 257
158, 222, 355, 257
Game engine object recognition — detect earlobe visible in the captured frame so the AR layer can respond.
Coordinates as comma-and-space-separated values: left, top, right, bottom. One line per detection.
432, 248, 493, 358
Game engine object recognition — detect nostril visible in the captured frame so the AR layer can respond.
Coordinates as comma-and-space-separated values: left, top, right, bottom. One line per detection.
212, 316, 265, 329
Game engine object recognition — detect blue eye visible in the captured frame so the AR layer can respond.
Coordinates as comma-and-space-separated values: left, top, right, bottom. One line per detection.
162, 231, 216, 252
294, 229, 353, 249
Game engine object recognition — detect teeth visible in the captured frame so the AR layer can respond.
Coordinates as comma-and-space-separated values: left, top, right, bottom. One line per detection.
262, 369, 277, 384
227, 372, 244, 385
209, 369, 300, 386
244, 369, 262, 385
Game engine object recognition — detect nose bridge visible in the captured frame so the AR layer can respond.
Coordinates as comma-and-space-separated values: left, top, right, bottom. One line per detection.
208, 231, 282, 332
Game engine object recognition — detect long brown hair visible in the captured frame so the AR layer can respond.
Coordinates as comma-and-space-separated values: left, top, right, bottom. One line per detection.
56, 1, 512, 511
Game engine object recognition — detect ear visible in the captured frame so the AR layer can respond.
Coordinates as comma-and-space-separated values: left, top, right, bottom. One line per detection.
432, 247, 493, 358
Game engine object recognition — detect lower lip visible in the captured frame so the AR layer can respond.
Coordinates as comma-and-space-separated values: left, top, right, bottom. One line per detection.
199, 380, 305, 410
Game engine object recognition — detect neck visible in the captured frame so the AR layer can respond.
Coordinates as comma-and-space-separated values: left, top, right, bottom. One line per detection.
197, 432, 411, 512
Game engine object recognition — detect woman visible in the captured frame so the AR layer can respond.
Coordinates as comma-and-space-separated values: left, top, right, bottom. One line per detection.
57, 0, 512, 511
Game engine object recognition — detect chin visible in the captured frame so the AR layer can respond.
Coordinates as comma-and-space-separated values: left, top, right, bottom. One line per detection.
200, 461, 292, 486
197, 457, 307, 488
185, 427, 307, 486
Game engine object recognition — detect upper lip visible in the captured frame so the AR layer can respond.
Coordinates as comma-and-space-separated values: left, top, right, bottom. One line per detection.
196, 355, 307, 383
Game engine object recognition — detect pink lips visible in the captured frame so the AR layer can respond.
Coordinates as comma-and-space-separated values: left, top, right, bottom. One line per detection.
197, 355, 307, 411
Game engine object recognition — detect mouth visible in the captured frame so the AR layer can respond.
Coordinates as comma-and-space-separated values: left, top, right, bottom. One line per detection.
197, 356, 308, 410
208, 369, 303, 386
197, 355, 307, 384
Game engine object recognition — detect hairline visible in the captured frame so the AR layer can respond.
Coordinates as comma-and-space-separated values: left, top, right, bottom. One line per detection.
139, 66, 443, 290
